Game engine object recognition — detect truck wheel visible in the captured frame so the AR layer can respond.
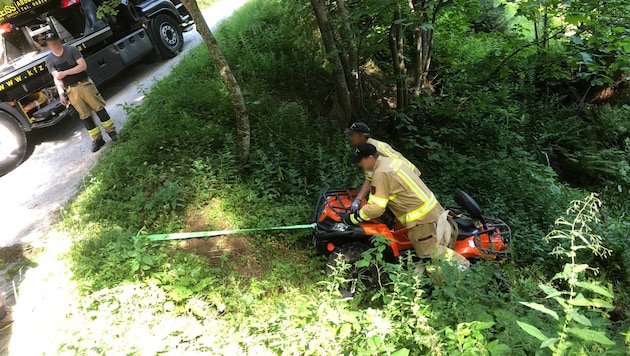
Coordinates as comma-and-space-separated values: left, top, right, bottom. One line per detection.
152, 14, 184, 59
0, 112, 27, 176
0, 294, 6, 321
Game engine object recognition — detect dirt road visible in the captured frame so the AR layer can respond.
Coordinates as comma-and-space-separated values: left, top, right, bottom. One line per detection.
0, 0, 248, 247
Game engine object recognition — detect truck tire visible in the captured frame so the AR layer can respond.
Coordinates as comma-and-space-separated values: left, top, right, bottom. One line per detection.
151, 14, 184, 59
0, 111, 27, 176
0, 294, 6, 321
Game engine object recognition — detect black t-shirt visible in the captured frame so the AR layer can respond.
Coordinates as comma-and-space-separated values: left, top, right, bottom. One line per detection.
45, 45, 88, 87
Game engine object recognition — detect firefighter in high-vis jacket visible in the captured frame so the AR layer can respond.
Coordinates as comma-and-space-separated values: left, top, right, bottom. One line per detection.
345, 122, 420, 212
343, 143, 470, 269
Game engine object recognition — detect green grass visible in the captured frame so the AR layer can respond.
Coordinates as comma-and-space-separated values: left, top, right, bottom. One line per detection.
197, 0, 218, 11
7, 0, 629, 354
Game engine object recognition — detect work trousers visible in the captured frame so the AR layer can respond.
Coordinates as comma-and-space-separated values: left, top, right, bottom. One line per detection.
408, 210, 470, 268
67, 79, 116, 141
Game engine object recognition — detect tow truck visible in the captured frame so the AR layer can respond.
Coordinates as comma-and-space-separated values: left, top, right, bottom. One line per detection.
0, 0, 193, 175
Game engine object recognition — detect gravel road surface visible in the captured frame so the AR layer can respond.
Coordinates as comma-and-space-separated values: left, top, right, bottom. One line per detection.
0, 0, 248, 247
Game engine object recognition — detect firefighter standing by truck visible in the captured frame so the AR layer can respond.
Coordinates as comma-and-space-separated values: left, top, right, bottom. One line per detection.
343, 143, 470, 269
45, 33, 117, 152
345, 122, 420, 212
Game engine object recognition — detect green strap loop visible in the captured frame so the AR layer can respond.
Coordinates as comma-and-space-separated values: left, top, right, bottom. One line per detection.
140, 223, 316, 242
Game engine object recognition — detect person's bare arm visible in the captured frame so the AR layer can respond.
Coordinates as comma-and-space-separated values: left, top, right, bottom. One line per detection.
51, 71, 67, 106
55, 58, 87, 79
356, 180, 371, 200
351, 179, 372, 211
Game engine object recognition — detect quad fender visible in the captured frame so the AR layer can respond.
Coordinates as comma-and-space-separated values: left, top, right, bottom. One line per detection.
0, 103, 30, 131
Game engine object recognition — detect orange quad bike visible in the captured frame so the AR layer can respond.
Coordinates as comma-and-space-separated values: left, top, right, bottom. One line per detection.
311, 188, 512, 296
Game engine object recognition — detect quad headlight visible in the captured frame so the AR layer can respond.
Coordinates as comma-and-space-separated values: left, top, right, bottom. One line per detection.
332, 223, 349, 232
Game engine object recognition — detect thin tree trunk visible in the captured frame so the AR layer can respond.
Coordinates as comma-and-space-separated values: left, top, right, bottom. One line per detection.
542, 10, 549, 49
337, 0, 358, 88
389, 3, 407, 109
420, 30, 431, 90
532, 10, 540, 49
409, 0, 422, 96
311, 0, 352, 124
410, 0, 437, 95
421, 3, 439, 92
181, 0, 250, 164
331, 14, 355, 95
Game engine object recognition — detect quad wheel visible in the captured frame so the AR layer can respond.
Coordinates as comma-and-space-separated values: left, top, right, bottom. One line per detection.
326, 243, 381, 298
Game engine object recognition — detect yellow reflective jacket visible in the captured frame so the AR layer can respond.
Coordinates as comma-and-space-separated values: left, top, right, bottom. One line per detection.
365, 138, 420, 180
358, 156, 443, 228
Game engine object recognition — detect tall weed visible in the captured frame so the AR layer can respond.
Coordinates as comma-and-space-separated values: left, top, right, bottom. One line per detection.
517, 194, 624, 354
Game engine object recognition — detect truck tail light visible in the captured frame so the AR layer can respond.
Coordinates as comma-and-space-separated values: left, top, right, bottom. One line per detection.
61, 0, 79, 8
0, 23, 12, 34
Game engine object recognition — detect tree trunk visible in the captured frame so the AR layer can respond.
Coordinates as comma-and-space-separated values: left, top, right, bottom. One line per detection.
181, 0, 250, 164
409, 0, 422, 96
542, 10, 549, 49
532, 10, 540, 49
310, 0, 352, 125
409, 0, 438, 95
331, 13, 355, 96
419, 30, 432, 91
422, 3, 438, 92
389, 3, 407, 109
337, 0, 358, 90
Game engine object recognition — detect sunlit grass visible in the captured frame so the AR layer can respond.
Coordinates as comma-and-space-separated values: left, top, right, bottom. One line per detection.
197, 0, 219, 10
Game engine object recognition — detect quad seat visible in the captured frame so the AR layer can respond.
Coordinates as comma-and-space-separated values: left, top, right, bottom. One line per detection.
452, 217, 478, 240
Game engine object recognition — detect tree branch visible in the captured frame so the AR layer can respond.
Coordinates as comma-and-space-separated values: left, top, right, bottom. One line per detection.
457, 28, 567, 109
488, 28, 565, 82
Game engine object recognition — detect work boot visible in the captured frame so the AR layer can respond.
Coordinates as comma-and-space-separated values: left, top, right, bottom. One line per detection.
108, 131, 118, 142
92, 138, 106, 152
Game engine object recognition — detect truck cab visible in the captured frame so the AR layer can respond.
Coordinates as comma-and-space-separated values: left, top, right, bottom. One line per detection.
0, 0, 192, 175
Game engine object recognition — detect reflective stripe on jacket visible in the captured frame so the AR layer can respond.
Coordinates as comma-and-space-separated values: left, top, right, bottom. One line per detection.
364, 138, 420, 180
359, 156, 443, 227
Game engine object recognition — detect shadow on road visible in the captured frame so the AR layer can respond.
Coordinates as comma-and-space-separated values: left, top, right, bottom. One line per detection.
0, 244, 39, 355
24, 116, 83, 162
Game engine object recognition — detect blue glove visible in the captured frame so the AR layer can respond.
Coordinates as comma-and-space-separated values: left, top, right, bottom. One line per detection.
350, 198, 362, 212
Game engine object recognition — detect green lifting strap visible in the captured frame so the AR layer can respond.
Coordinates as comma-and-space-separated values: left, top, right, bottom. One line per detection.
141, 223, 317, 242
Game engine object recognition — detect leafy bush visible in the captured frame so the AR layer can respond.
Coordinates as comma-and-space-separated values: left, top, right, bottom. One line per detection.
215, 0, 324, 94
467, 0, 512, 33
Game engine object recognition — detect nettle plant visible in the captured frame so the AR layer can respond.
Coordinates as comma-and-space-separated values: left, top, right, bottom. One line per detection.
517, 194, 620, 354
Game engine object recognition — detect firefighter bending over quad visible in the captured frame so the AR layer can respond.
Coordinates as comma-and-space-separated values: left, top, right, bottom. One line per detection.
45, 33, 117, 152
342, 144, 470, 269
345, 122, 420, 212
